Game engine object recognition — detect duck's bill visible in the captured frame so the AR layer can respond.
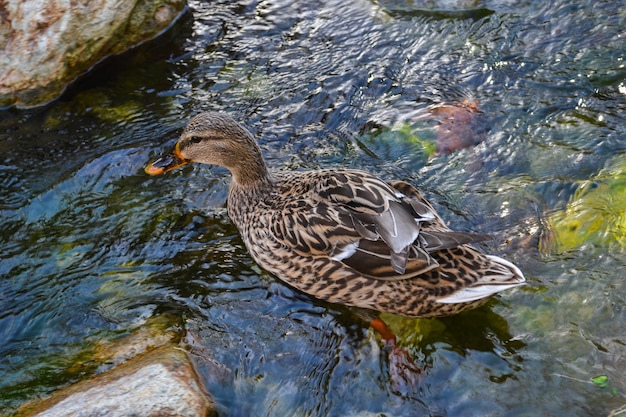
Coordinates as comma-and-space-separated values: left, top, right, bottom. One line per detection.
145, 148, 190, 175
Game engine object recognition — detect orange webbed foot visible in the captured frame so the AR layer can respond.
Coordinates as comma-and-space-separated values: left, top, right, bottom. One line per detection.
370, 317, 423, 392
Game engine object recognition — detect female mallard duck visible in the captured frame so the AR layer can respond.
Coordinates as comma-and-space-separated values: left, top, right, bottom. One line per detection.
146, 112, 525, 318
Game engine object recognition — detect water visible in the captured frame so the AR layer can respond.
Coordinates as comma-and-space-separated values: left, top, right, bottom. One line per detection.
1, 0, 625, 415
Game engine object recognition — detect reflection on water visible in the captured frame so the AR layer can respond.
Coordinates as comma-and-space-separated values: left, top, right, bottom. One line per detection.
1, 0, 625, 415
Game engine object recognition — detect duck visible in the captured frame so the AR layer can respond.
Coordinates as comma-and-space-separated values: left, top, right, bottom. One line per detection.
145, 112, 525, 318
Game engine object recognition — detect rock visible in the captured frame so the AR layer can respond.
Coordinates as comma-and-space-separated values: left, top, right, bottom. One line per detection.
92, 314, 184, 369
360, 99, 487, 159
0, 0, 186, 108
16, 346, 216, 417
14, 314, 218, 417
540, 155, 626, 254
429, 99, 486, 155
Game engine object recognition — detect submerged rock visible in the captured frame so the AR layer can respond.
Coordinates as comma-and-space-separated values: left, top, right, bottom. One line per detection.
362, 99, 487, 158
540, 156, 626, 253
429, 99, 486, 155
0, 0, 186, 108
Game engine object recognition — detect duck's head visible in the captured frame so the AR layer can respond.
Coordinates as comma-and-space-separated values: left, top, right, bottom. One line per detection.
145, 112, 269, 185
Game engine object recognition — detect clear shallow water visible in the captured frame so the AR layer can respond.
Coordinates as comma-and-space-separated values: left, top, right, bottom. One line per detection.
1, 0, 625, 415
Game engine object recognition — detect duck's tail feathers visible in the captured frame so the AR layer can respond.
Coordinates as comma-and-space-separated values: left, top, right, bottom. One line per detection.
437, 255, 525, 304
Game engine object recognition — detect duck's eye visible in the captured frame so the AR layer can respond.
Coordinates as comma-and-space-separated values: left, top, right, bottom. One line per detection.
189, 136, 203, 144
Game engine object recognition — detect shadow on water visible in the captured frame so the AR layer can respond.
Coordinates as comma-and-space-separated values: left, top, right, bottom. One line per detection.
1, 0, 625, 415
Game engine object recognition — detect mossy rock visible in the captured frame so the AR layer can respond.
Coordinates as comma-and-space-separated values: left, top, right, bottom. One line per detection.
541, 156, 626, 253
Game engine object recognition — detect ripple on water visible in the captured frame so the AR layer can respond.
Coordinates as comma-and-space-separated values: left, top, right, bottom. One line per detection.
1, 0, 626, 415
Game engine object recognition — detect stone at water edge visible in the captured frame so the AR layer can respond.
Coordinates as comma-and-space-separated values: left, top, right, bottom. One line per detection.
15, 346, 217, 417
0, 0, 186, 108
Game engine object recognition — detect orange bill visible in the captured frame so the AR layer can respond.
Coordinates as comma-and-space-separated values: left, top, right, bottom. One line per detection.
145, 144, 189, 175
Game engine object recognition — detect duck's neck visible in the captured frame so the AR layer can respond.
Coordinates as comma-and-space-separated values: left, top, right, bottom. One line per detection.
228, 144, 272, 189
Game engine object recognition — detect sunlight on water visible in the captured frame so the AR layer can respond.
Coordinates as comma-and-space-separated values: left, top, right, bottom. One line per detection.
0, 0, 625, 415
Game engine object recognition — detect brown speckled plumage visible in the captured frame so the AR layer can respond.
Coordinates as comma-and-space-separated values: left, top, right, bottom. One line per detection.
146, 112, 525, 317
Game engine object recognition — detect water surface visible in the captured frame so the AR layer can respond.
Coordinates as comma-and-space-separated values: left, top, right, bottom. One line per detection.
1, 0, 625, 415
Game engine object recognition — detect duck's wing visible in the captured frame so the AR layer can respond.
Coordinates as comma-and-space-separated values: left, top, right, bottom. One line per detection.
303, 172, 493, 280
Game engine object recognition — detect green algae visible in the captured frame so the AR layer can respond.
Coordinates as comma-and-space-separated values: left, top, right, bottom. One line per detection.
541, 155, 626, 253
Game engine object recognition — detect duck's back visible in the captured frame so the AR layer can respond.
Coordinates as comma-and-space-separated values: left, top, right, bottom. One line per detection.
226, 168, 525, 317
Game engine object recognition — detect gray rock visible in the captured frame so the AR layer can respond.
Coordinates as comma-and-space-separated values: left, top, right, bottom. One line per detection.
15, 315, 218, 417
0, 0, 186, 108
17, 346, 216, 417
